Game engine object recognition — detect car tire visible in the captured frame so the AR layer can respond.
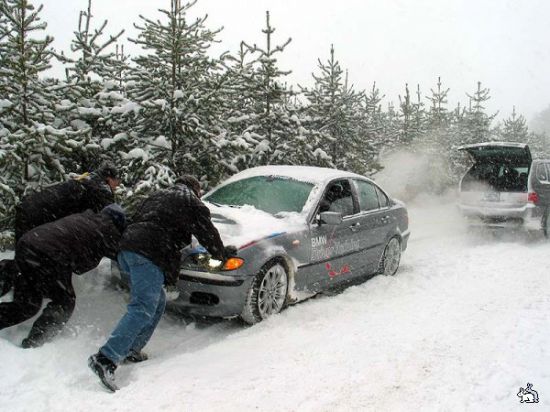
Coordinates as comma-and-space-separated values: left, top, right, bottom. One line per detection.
240, 259, 289, 325
378, 236, 401, 276
543, 208, 550, 239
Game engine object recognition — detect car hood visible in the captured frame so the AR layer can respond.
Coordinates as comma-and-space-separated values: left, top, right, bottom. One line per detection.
205, 202, 307, 248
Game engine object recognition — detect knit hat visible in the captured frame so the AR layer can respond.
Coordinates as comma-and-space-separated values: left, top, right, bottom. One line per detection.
101, 203, 126, 232
96, 161, 119, 180
175, 175, 201, 197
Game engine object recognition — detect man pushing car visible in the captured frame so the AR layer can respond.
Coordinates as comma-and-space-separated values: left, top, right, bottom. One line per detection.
88, 175, 236, 392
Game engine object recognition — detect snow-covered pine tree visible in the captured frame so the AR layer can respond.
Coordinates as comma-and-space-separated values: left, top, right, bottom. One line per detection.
124, 0, 231, 194
302, 45, 372, 173
527, 131, 550, 159
55, 0, 126, 174
424, 76, 451, 152
446, 101, 472, 182
219, 42, 260, 171
498, 106, 549, 160
410, 84, 427, 147
360, 82, 386, 157
463, 81, 497, 144
239, 11, 302, 167
382, 102, 400, 155
0, 0, 72, 236
501, 106, 529, 142
398, 83, 414, 146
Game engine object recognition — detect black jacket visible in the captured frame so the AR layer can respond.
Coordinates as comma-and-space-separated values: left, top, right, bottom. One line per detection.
16, 210, 122, 275
119, 184, 225, 285
15, 174, 114, 240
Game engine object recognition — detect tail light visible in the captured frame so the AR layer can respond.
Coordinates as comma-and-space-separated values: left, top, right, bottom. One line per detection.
528, 192, 540, 204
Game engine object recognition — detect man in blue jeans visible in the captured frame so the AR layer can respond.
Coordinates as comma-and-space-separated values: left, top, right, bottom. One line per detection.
89, 176, 235, 392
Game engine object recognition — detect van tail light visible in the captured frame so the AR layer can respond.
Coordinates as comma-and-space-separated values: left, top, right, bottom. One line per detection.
528, 192, 540, 204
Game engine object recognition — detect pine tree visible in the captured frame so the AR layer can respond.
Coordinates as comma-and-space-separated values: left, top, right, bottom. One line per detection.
397, 83, 414, 146
0, 0, 69, 234
501, 106, 528, 142
302, 45, 372, 173
359, 82, 386, 170
382, 102, 400, 155
55, 0, 126, 173
424, 76, 451, 153
238, 11, 298, 167
410, 84, 427, 146
463, 81, 497, 144
124, 0, 231, 193
63, 0, 125, 84
220, 42, 262, 171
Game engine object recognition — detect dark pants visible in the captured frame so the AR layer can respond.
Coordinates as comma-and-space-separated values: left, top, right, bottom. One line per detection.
0, 247, 76, 346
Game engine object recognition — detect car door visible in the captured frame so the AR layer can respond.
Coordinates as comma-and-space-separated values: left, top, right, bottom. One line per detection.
533, 162, 550, 208
303, 179, 364, 291
349, 179, 394, 276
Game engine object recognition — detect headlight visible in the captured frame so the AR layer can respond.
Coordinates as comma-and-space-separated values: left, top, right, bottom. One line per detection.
184, 253, 245, 272
207, 258, 223, 269
221, 257, 245, 271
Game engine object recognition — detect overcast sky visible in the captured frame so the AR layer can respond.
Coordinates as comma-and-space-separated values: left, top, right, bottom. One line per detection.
38, 0, 550, 122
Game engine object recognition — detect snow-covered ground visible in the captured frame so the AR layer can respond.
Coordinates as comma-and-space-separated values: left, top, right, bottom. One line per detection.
1, 195, 549, 411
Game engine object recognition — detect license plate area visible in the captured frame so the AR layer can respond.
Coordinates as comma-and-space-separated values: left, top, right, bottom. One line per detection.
482, 192, 501, 202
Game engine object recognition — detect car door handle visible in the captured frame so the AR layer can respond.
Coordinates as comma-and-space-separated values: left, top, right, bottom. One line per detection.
349, 222, 361, 232
380, 215, 390, 223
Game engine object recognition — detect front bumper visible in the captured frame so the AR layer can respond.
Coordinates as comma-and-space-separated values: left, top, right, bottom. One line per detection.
166, 269, 253, 318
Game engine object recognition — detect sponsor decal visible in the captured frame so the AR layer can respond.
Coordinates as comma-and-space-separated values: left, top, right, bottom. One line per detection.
311, 235, 327, 248
311, 237, 361, 261
325, 262, 351, 278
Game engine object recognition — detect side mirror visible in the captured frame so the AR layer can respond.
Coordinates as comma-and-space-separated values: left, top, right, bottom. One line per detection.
319, 211, 343, 225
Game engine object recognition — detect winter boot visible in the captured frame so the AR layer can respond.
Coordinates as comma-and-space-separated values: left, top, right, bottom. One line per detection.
88, 352, 118, 392
124, 349, 149, 363
21, 337, 42, 349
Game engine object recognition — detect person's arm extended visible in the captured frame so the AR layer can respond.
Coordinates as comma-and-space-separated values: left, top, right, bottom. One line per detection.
191, 202, 226, 261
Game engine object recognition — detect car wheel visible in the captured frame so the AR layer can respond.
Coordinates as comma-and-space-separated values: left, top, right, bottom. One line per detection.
241, 259, 289, 325
378, 237, 401, 276
543, 208, 550, 238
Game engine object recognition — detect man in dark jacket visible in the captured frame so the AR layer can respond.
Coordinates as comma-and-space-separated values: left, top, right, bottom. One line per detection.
89, 176, 234, 392
0, 162, 120, 297
14, 162, 120, 241
0, 204, 125, 348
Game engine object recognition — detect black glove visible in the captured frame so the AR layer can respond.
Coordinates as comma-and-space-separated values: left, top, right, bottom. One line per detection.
223, 245, 238, 259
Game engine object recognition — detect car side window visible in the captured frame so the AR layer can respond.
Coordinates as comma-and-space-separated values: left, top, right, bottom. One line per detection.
319, 180, 355, 217
375, 186, 389, 208
536, 164, 548, 182
354, 180, 380, 211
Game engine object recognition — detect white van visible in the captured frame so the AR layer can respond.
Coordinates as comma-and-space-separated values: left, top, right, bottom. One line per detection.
458, 142, 550, 236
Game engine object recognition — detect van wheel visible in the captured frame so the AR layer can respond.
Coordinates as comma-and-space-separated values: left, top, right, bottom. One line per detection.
543, 208, 550, 238
241, 260, 289, 325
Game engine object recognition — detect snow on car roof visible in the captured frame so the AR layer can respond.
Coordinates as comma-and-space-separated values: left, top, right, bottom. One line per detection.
219, 165, 366, 186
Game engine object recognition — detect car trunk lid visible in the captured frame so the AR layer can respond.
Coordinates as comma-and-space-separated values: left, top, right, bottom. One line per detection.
458, 142, 531, 165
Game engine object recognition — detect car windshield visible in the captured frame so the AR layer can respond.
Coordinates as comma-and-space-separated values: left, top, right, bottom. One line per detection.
204, 175, 314, 215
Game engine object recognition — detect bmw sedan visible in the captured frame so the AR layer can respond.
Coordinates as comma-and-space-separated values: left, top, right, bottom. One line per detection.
169, 166, 410, 324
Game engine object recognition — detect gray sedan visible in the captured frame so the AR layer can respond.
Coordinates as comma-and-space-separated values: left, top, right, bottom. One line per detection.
170, 165, 410, 324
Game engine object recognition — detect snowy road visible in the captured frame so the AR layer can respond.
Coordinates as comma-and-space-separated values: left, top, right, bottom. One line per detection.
1, 196, 550, 411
